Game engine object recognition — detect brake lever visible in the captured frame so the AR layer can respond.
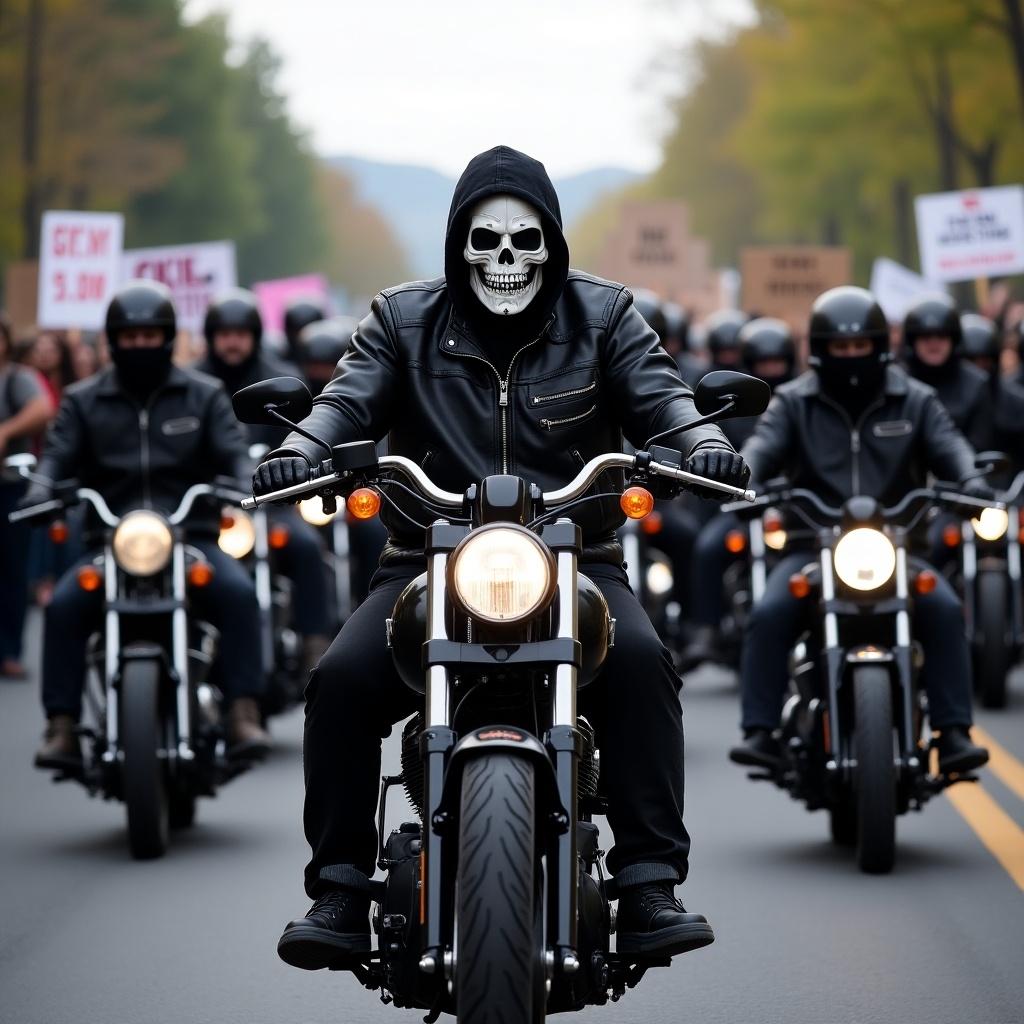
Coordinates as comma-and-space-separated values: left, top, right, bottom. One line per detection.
648, 459, 756, 502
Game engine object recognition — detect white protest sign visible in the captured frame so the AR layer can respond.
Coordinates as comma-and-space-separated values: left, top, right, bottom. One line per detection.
122, 240, 237, 332
869, 257, 947, 322
915, 185, 1024, 283
38, 210, 124, 329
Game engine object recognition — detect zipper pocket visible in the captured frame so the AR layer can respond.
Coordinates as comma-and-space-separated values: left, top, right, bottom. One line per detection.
531, 379, 597, 406
540, 404, 597, 430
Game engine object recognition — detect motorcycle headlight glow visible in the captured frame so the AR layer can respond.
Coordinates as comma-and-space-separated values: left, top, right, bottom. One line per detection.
971, 507, 1009, 542
646, 559, 674, 597
449, 525, 556, 624
112, 511, 173, 576
299, 496, 337, 527
218, 508, 256, 559
833, 527, 896, 592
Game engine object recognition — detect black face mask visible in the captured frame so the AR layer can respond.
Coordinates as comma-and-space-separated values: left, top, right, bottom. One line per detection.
818, 354, 886, 410
112, 344, 173, 395
907, 344, 957, 388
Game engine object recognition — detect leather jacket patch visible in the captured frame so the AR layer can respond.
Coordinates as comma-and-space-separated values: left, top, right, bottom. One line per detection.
871, 419, 913, 438
161, 416, 201, 436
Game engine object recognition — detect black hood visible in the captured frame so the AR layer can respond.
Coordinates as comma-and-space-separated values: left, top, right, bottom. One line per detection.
444, 145, 570, 343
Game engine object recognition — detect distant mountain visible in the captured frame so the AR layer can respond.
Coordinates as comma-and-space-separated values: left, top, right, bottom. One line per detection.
327, 155, 640, 280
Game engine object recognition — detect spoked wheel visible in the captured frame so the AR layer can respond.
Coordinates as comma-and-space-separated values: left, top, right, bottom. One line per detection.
853, 666, 897, 874
456, 754, 543, 1024
121, 659, 170, 860
975, 570, 1011, 710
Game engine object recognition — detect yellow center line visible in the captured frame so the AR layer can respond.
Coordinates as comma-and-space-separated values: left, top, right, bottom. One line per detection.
944, 782, 1024, 892
971, 726, 1024, 803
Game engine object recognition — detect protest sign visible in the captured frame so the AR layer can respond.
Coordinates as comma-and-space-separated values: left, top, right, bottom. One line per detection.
869, 257, 947, 322
252, 274, 330, 333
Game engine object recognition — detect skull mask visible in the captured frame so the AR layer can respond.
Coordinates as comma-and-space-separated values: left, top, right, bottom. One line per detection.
464, 194, 548, 316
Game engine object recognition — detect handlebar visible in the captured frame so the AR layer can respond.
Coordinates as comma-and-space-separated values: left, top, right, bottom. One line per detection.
240, 450, 757, 512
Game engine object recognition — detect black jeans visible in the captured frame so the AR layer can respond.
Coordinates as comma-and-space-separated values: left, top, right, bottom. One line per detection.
270, 509, 331, 636
689, 512, 741, 628
302, 562, 690, 897
42, 539, 264, 718
0, 482, 30, 662
739, 551, 974, 731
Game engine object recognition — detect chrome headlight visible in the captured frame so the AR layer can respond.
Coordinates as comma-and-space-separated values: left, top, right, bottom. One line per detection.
112, 511, 173, 576
299, 496, 337, 527
971, 507, 1008, 542
449, 525, 556, 624
218, 508, 256, 559
833, 527, 896, 592
646, 559, 674, 597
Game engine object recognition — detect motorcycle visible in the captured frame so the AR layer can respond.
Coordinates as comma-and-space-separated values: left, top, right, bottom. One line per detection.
619, 512, 682, 650
7, 453, 255, 860
940, 458, 1024, 710
728, 483, 998, 874
233, 369, 767, 1022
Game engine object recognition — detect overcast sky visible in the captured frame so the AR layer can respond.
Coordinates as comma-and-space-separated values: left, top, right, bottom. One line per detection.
185, 0, 753, 177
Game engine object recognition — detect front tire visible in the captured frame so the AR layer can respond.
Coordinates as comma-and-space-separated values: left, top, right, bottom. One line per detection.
121, 659, 169, 860
456, 754, 541, 1024
974, 570, 1010, 710
853, 666, 897, 874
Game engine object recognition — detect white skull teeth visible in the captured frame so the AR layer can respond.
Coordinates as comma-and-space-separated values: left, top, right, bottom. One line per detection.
481, 269, 533, 294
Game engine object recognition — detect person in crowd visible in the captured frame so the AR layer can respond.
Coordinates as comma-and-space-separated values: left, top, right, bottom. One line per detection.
729, 286, 989, 776
258, 146, 748, 970
19, 281, 270, 768
70, 339, 102, 381
283, 295, 328, 368
703, 310, 748, 378
25, 329, 75, 407
903, 294, 992, 451
664, 300, 704, 386
0, 313, 55, 678
195, 289, 334, 668
679, 317, 798, 672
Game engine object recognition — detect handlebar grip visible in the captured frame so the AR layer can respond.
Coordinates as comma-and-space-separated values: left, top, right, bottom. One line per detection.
648, 460, 757, 502
8, 497, 64, 523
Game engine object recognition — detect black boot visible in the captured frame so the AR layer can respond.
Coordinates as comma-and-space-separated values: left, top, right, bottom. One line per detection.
729, 728, 781, 768
937, 726, 989, 775
678, 625, 722, 673
616, 882, 715, 958
277, 889, 371, 970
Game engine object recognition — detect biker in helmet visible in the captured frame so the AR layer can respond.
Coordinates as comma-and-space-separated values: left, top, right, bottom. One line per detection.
283, 296, 328, 367
296, 316, 359, 398
24, 282, 270, 767
729, 287, 989, 774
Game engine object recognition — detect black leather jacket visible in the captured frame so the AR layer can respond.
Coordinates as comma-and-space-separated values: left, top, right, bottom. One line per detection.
741, 366, 976, 508
906, 357, 993, 452
273, 272, 733, 548
37, 364, 248, 535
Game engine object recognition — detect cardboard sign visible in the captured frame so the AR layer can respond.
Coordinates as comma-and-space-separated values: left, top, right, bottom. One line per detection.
122, 240, 237, 332
3, 261, 40, 336
869, 258, 947, 322
37, 211, 124, 329
252, 273, 330, 333
915, 186, 1024, 283
740, 246, 852, 328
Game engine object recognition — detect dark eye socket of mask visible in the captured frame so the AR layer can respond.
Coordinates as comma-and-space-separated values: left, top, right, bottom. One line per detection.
511, 228, 542, 251
470, 228, 501, 251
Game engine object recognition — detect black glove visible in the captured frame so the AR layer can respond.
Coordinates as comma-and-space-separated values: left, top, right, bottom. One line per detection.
253, 457, 311, 498
686, 447, 750, 500
959, 477, 997, 503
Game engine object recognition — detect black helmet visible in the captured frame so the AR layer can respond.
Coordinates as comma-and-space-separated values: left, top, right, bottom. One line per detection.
704, 309, 748, 360
663, 301, 690, 352
203, 288, 263, 348
631, 290, 669, 345
283, 296, 327, 347
740, 317, 796, 374
298, 316, 357, 366
903, 293, 961, 348
960, 313, 999, 362
105, 280, 176, 346
808, 286, 890, 403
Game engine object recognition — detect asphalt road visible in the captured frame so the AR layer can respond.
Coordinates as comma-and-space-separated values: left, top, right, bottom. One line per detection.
2, 611, 1023, 1024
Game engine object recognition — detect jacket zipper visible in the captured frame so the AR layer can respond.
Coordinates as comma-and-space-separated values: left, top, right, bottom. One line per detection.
540, 404, 598, 430
818, 392, 885, 494
531, 379, 597, 406
446, 332, 545, 473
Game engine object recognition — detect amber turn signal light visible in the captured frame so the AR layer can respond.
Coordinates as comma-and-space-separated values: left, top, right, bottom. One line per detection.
220, 512, 236, 531
640, 511, 664, 535
725, 529, 747, 554
788, 572, 811, 599
268, 523, 291, 549
48, 520, 69, 544
620, 487, 654, 520
942, 523, 961, 548
188, 562, 215, 587
347, 487, 382, 520
77, 565, 102, 592
914, 570, 938, 595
